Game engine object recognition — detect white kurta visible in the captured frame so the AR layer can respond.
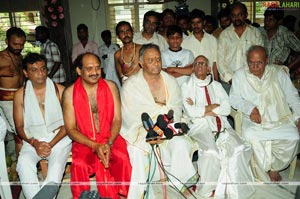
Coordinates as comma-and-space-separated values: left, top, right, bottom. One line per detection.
182, 33, 217, 67
133, 31, 168, 51
98, 43, 121, 89
182, 74, 254, 198
120, 70, 198, 199
230, 65, 300, 181
217, 24, 263, 82
161, 48, 194, 86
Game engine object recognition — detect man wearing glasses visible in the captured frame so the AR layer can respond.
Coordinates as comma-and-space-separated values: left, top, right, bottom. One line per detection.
230, 45, 300, 182
182, 55, 254, 198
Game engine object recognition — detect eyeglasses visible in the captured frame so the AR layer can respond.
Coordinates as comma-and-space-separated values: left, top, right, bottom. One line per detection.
248, 61, 264, 67
28, 66, 48, 73
193, 61, 208, 67
82, 65, 101, 72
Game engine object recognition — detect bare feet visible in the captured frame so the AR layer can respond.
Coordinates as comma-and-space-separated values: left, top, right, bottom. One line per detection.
268, 170, 282, 182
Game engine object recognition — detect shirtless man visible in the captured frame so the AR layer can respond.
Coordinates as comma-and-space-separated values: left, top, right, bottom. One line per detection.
63, 53, 131, 199
0, 27, 26, 160
114, 21, 142, 84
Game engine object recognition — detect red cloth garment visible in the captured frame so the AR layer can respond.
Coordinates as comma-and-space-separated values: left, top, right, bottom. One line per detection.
71, 78, 131, 199
204, 86, 222, 132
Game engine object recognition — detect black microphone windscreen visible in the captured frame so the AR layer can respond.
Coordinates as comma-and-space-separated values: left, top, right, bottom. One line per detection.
157, 115, 168, 129
174, 123, 181, 129
141, 112, 154, 130
164, 128, 173, 139
167, 109, 174, 120
146, 129, 158, 141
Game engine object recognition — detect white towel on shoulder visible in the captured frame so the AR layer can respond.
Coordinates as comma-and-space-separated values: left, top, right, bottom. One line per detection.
24, 78, 64, 139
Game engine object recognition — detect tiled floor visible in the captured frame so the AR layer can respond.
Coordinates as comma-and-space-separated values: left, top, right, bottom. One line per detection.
17, 159, 300, 199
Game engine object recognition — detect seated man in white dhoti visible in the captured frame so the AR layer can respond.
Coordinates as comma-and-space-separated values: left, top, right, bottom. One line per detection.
230, 45, 300, 182
120, 43, 199, 199
182, 55, 255, 198
13, 53, 72, 199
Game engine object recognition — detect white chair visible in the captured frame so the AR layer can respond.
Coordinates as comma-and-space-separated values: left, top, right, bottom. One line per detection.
229, 108, 298, 179
0, 117, 13, 199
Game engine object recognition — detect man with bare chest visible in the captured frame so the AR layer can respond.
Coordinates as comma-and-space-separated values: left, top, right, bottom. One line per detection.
63, 52, 131, 199
120, 44, 198, 198
114, 21, 142, 84
13, 53, 71, 198
0, 27, 26, 161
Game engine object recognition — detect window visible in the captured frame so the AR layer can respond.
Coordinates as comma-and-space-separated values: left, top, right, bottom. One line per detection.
108, 0, 164, 44
241, 1, 277, 25
0, 11, 41, 55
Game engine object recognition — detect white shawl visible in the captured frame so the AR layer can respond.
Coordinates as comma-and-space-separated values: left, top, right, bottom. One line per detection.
23, 78, 63, 139
120, 70, 182, 151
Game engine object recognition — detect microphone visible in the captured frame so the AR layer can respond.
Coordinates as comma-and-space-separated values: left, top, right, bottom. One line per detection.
163, 109, 174, 123
141, 112, 154, 131
153, 115, 167, 136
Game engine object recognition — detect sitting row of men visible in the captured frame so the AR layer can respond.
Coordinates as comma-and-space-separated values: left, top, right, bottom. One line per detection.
1, 42, 299, 199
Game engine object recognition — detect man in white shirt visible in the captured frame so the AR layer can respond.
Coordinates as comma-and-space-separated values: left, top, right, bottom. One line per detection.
182, 9, 219, 81
72, 24, 99, 63
217, 2, 263, 93
230, 45, 300, 182
133, 10, 168, 51
98, 30, 120, 88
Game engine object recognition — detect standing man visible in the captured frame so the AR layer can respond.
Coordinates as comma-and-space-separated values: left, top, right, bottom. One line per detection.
260, 6, 300, 71
72, 24, 100, 63
13, 53, 72, 199
63, 53, 131, 199
99, 30, 120, 88
121, 44, 198, 199
182, 55, 254, 198
212, 8, 231, 38
230, 45, 300, 182
217, 2, 263, 93
0, 27, 26, 162
35, 26, 66, 85
114, 21, 142, 83
182, 9, 219, 81
133, 11, 168, 51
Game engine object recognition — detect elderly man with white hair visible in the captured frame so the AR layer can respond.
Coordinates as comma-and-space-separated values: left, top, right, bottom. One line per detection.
230, 45, 300, 182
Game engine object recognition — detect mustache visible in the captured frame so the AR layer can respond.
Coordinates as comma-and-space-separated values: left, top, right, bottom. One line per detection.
88, 74, 100, 78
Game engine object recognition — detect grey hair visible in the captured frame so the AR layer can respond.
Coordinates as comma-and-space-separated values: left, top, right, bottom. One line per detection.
246, 45, 268, 60
139, 43, 161, 61
193, 55, 209, 66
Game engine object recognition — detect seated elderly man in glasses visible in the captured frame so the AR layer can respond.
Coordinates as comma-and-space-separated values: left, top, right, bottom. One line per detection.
230, 45, 300, 182
181, 55, 255, 198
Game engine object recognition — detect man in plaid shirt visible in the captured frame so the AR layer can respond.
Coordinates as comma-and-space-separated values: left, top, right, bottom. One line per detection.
35, 26, 66, 84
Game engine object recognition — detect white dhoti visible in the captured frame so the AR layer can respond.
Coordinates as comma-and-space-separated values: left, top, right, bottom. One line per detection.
189, 119, 255, 198
17, 135, 71, 199
243, 120, 299, 181
127, 136, 198, 199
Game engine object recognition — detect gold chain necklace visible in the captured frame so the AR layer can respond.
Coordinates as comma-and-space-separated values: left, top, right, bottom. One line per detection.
121, 43, 136, 66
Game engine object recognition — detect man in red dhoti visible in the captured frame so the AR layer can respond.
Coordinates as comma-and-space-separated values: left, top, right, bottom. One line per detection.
63, 52, 132, 199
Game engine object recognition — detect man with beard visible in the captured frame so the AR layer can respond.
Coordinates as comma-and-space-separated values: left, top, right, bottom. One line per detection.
114, 21, 142, 83
0, 27, 26, 163
182, 9, 219, 81
217, 2, 263, 94
133, 11, 168, 51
